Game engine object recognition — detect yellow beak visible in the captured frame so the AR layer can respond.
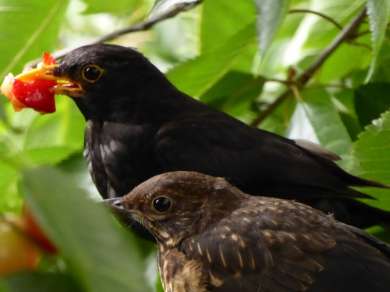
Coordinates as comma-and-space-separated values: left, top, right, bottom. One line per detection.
16, 64, 84, 97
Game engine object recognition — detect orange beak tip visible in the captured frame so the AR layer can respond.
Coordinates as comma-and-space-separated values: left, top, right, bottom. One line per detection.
42, 52, 56, 66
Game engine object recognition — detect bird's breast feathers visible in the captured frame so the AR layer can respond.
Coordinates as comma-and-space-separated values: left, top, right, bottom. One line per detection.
159, 248, 208, 292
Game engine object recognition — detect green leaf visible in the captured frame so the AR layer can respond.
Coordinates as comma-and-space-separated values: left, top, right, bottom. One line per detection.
332, 89, 362, 141
0, 282, 10, 292
349, 110, 390, 209
167, 23, 257, 97
370, 39, 390, 82
354, 83, 390, 127
22, 167, 150, 292
285, 0, 365, 67
82, 0, 141, 14
299, 88, 352, 156
201, 71, 265, 121
0, 161, 21, 212
22, 98, 84, 165
254, 0, 290, 56
315, 44, 371, 83
155, 277, 163, 292
366, 0, 390, 80
0, 281, 8, 292
260, 97, 296, 136
0, 0, 69, 80
4, 272, 81, 292
201, 0, 256, 53
366, 225, 390, 242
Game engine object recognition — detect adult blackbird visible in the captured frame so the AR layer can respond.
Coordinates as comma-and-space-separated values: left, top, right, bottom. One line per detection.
26, 44, 389, 227
107, 171, 390, 292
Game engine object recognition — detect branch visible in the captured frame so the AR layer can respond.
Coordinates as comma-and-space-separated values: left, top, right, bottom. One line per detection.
94, 0, 203, 43
25, 0, 203, 69
250, 8, 367, 127
288, 9, 343, 30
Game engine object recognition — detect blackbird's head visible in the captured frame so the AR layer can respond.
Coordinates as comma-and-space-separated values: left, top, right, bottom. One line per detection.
109, 171, 245, 247
32, 44, 176, 119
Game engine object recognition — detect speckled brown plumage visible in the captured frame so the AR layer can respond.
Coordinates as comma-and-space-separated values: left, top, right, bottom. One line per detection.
108, 171, 390, 292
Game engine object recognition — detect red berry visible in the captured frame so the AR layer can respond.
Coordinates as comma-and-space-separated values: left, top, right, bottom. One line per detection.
1, 52, 58, 114
0, 218, 41, 276
22, 206, 57, 254
12, 79, 57, 113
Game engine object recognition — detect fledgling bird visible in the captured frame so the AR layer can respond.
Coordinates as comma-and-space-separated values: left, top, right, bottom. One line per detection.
108, 171, 390, 292
22, 44, 390, 227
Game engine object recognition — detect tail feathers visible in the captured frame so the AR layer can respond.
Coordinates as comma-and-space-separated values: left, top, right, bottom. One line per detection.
341, 187, 374, 199
318, 156, 390, 189
311, 198, 390, 228
342, 172, 390, 189
341, 223, 390, 258
295, 140, 390, 189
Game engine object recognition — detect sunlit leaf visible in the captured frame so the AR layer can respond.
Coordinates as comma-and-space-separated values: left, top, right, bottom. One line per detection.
299, 88, 352, 156
366, 0, 390, 79
201, 71, 264, 121
284, 0, 365, 67
0, 0, 69, 80
82, 0, 141, 14
254, 0, 290, 56
167, 23, 257, 97
201, 0, 256, 53
23, 167, 150, 292
349, 110, 390, 209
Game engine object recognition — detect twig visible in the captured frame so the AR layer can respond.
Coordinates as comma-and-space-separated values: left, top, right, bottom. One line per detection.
94, 0, 203, 43
289, 9, 343, 30
250, 8, 367, 127
288, 9, 371, 50
25, 0, 203, 69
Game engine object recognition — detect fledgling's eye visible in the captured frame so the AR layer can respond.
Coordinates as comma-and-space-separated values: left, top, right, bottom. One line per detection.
152, 196, 172, 213
81, 64, 104, 83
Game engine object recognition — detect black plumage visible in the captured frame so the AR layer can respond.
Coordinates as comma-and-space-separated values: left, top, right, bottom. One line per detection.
107, 171, 390, 292
51, 44, 389, 227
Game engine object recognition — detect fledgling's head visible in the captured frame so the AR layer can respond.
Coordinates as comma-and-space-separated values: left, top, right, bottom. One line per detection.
109, 171, 245, 247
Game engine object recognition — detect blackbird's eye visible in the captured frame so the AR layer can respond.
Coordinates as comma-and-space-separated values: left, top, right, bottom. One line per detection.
81, 64, 104, 83
152, 196, 172, 213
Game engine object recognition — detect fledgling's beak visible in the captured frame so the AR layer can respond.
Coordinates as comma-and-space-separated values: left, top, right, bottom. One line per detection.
104, 197, 155, 241
16, 64, 84, 98
104, 198, 125, 211
103, 198, 133, 225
